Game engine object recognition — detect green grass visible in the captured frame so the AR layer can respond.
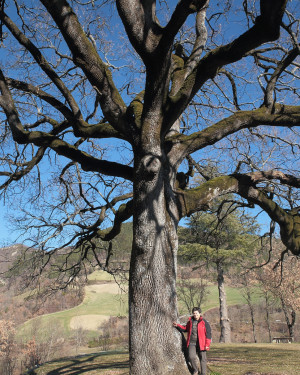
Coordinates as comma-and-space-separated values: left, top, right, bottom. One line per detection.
25, 344, 300, 375
178, 285, 262, 315
207, 343, 300, 375
87, 270, 122, 282
18, 272, 260, 340
25, 350, 129, 375
208, 285, 261, 309
18, 278, 128, 340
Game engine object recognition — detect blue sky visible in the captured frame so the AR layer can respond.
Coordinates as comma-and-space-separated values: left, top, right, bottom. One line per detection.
0, 206, 14, 245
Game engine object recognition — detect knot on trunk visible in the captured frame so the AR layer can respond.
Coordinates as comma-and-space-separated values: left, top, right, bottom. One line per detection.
141, 154, 161, 176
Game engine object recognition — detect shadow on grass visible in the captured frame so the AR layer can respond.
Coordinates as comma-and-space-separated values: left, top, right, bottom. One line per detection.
28, 351, 129, 375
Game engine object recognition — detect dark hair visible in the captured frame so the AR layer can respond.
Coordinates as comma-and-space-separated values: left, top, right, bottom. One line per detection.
192, 307, 202, 313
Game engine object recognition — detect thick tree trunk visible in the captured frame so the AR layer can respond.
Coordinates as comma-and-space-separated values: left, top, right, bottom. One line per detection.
128, 156, 189, 375
217, 262, 231, 343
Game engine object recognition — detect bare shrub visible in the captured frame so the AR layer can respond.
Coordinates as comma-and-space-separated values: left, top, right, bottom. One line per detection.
0, 320, 17, 375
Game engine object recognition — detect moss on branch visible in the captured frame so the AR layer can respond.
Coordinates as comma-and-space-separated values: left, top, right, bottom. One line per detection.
176, 174, 300, 255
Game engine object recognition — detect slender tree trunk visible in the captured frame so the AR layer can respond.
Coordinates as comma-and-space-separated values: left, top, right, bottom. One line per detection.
281, 297, 296, 341
128, 155, 189, 375
242, 276, 257, 343
245, 289, 257, 343
249, 302, 257, 343
217, 262, 231, 343
264, 292, 272, 343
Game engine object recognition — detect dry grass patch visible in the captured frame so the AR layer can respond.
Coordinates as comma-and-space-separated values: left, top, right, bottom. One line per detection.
26, 351, 129, 375
25, 344, 300, 375
207, 343, 300, 375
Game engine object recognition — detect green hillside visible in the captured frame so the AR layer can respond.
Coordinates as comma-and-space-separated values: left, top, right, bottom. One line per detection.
18, 270, 258, 341
18, 271, 128, 340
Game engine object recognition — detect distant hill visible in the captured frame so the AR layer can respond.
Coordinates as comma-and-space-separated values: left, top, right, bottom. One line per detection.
0, 220, 134, 325
0, 243, 29, 275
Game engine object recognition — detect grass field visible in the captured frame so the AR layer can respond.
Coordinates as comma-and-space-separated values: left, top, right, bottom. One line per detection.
18, 271, 300, 374
17, 271, 262, 340
18, 271, 128, 339
25, 343, 300, 375
201, 285, 260, 312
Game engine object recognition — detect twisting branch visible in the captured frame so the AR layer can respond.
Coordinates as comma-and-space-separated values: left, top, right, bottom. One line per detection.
264, 47, 300, 109
184, 1, 209, 78
175, 171, 300, 255
0, 10, 82, 119
40, 0, 128, 135
218, 69, 241, 110
116, 0, 159, 61
167, 103, 300, 162
162, 0, 208, 54
165, 0, 288, 128
0, 146, 46, 191
0, 68, 134, 181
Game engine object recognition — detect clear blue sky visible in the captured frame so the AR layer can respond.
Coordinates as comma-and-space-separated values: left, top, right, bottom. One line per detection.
0, 205, 14, 245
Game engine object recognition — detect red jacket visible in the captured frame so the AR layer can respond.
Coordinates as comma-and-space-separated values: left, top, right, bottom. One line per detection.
177, 316, 212, 350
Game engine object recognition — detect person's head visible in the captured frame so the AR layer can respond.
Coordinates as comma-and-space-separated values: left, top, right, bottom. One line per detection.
192, 307, 202, 320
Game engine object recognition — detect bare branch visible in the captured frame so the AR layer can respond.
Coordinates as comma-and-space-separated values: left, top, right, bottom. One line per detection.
176, 172, 300, 255
40, 0, 128, 134
264, 47, 299, 108
165, 0, 288, 126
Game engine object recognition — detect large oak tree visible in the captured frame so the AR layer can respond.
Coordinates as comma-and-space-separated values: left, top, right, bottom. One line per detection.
0, 1, 299, 373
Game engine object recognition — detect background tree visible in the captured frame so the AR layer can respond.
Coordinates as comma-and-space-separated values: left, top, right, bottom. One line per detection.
257, 252, 300, 340
177, 269, 209, 314
0, 320, 17, 375
240, 273, 258, 343
257, 277, 275, 343
179, 196, 259, 342
0, 1, 299, 374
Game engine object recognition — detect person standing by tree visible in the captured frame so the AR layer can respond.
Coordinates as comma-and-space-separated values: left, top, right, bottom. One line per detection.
173, 307, 211, 375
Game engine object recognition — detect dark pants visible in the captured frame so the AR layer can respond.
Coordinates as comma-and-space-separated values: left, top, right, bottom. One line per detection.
188, 344, 207, 375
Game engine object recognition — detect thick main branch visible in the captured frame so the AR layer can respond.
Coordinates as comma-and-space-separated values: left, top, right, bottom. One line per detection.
40, 0, 128, 135
167, 104, 300, 162
165, 0, 288, 128
176, 173, 300, 255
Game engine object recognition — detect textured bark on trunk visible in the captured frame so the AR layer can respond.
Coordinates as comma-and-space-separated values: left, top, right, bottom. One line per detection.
264, 293, 272, 343
217, 262, 231, 343
128, 156, 189, 375
281, 298, 296, 341
250, 303, 257, 343
243, 279, 257, 343
245, 290, 257, 343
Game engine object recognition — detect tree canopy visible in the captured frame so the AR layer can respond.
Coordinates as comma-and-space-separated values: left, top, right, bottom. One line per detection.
0, 1, 299, 254
179, 199, 260, 264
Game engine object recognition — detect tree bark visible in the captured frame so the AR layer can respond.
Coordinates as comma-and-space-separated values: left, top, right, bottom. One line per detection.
245, 288, 257, 343
217, 262, 231, 343
128, 155, 189, 374
281, 297, 296, 341
264, 293, 272, 343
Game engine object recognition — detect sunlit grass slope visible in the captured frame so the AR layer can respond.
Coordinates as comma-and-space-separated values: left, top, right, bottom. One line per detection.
18, 270, 259, 340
